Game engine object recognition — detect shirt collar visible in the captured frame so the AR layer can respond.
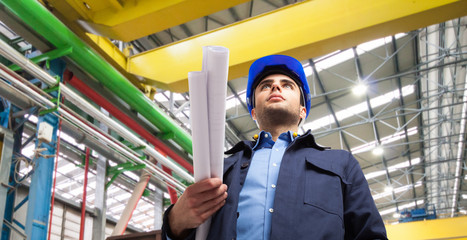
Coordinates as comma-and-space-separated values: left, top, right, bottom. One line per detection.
252, 130, 298, 150
224, 129, 327, 156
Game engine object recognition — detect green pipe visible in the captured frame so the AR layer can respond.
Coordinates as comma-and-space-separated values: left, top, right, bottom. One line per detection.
9, 47, 73, 71
0, 0, 193, 154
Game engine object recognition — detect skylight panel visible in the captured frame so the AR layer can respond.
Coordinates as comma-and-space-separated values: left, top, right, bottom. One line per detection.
60, 192, 73, 199
21, 144, 35, 158
365, 158, 419, 179
24, 114, 38, 123
138, 203, 153, 211
107, 186, 121, 195
110, 203, 126, 212
60, 132, 85, 150
132, 213, 149, 222
387, 157, 421, 171
315, 49, 354, 70
379, 199, 424, 216
123, 171, 140, 182
106, 198, 117, 206
372, 181, 422, 200
59, 162, 76, 175
365, 158, 421, 180
154, 93, 168, 102
225, 97, 240, 110
351, 127, 417, 154
69, 187, 84, 196
303, 65, 313, 77
304, 85, 415, 132
115, 191, 131, 201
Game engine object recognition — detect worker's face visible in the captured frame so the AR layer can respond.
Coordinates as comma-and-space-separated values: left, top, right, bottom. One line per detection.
251, 74, 306, 126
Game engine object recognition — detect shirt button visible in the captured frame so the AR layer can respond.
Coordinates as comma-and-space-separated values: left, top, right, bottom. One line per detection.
273, 163, 277, 167
271, 184, 276, 188
275, 148, 279, 151
269, 208, 274, 213
264, 134, 269, 138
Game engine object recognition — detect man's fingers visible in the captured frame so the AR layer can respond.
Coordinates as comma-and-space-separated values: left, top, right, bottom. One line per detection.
199, 196, 228, 221
188, 182, 227, 206
190, 178, 223, 193
168, 178, 228, 232
197, 190, 228, 214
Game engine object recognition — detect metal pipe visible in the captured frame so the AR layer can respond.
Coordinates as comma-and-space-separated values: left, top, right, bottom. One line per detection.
111, 172, 150, 236
48, 114, 63, 240
0, 39, 193, 183
79, 148, 90, 240
0, 0, 193, 154
163, 166, 179, 204
0, 65, 187, 192
64, 70, 193, 173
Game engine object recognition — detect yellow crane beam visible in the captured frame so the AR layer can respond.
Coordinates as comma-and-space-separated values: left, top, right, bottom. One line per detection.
128, 0, 467, 92
46, 0, 250, 41
386, 216, 467, 240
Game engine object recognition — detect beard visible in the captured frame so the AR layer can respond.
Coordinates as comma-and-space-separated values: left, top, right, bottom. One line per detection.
255, 104, 302, 128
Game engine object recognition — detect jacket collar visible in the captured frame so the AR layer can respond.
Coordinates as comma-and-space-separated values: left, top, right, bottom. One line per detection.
224, 129, 327, 155
290, 129, 327, 151
225, 140, 255, 155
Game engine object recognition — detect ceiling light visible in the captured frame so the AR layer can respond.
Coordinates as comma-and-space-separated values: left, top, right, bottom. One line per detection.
393, 213, 400, 218
352, 83, 367, 96
372, 146, 384, 155
462, 194, 467, 200
384, 186, 393, 193
293, 85, 415, 131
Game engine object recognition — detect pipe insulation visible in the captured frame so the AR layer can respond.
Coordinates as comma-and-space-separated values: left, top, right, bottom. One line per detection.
0, 0, 193, 154
0, 77, 168, 192
111, 172, 151, 236
64, 70, 193, 173
0, 39, 194, 183
0, 64, 187, 192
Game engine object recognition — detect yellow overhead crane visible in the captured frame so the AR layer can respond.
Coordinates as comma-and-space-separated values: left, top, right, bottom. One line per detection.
386, 216, 467, 240
46, 0, 467, 92
45, 0, 250, 42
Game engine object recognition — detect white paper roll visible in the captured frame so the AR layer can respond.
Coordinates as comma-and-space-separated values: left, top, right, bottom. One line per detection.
203, 46, 229, 179
189, 46, 229, 240
188, 71, 211, 182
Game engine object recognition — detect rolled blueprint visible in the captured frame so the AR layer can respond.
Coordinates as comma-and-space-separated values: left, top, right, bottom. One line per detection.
203, 46, 229, 179
188, 46, 229, 240
188, 71, 210, 182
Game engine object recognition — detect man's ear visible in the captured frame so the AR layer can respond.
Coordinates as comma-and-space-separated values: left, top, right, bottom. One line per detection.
251, 108, 257, 121
299, 106, 306, 120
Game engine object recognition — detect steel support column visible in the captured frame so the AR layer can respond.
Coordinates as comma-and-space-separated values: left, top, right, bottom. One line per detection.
2, 105, 25, 240
92, 109, 108, 240
24, 113, 59, 239
24, 60, 63, 240
153, 187, 164, 230
0, 127, 14, 239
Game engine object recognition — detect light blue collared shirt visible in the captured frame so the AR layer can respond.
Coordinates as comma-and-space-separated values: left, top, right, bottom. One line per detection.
236, 131, 295, 240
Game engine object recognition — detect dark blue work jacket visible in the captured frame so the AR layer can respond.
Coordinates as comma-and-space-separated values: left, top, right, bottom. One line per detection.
163, 131, 387, 240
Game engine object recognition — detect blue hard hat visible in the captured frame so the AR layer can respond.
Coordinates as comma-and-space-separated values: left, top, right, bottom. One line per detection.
246, 55, 311, 119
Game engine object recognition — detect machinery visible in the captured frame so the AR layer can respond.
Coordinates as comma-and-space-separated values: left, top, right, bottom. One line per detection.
398, 204, 437, 223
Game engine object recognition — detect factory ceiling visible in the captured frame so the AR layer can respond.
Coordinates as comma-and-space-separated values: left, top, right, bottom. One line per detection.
0, 0, 465, 232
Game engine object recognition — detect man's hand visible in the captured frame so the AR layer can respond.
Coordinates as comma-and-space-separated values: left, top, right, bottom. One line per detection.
168, 178, 228, 239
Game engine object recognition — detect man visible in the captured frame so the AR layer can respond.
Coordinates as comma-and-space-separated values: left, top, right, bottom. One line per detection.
162, 55, 387, 240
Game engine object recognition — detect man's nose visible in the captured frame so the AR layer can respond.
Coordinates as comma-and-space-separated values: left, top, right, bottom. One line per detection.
271, 82, 282, 92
